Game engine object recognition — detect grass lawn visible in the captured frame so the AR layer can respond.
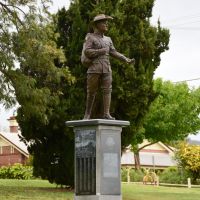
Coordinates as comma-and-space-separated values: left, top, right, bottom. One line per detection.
122, 184, 200, 200
0, 179, 73, 200
0, 179, 200, 200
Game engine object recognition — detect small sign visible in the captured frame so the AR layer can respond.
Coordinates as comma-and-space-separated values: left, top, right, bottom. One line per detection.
103, 153, 118, 178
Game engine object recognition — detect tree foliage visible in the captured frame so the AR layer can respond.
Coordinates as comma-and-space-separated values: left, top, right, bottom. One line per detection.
132, 79, 200, 169
0, 0, 75, 185
144, 79, 200, 142
175, 142, 200, 183
0, 0, 56, 107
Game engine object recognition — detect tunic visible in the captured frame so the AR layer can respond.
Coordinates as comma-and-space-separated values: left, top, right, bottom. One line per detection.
83, 32, 128, 74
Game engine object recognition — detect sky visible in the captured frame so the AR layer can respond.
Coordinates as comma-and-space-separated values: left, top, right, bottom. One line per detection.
0, 0, 200, 139
151, 0, 200, 88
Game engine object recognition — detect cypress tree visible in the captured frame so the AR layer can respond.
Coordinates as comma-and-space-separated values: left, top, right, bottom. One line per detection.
17, 0, 169, 186
56, 0, 169, 148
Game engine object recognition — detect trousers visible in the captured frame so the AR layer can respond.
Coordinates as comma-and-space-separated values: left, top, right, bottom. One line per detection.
84, 72, 114, 119
87, 73, 112, 95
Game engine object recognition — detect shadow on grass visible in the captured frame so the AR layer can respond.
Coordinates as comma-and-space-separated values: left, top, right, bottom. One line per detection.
1, 186, 74, 193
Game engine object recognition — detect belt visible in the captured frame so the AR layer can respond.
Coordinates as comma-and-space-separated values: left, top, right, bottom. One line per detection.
97, 55, 109, 60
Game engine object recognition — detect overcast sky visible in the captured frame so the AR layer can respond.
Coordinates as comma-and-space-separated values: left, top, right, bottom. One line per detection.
1, 0, 200, 139
152, 0, 200, 88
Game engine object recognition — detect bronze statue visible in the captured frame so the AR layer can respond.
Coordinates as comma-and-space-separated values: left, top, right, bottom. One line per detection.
82, 14, 135, 120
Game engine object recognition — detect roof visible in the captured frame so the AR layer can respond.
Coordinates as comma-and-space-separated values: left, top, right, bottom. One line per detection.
138, 140, 175, 154
187, 139, 200, 145
0, 132, 29, 157
157, 142, 175, 153
121, 150, 177, 167
187, 132, 200, 145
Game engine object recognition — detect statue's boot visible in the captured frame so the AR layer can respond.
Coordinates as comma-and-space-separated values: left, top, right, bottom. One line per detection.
103, 92, 115, 120
83, 94, 95, 120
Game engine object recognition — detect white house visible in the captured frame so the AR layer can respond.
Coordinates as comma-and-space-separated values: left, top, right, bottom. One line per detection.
0, 117, 29, 166
121, 140, 177, 169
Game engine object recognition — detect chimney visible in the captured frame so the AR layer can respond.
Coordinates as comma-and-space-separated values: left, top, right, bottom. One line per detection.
8, 116, 19, 133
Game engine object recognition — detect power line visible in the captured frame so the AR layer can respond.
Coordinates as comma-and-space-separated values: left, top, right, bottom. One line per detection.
167, 20, 200, 27
157, 13, 200, 31
173, 77, 200, 83
168, 27, 200, 31
161, 13, 200, 23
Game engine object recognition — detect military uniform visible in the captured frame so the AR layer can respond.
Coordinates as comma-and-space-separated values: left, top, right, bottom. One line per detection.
84, 33, 128, 73
83, 14, 133, 120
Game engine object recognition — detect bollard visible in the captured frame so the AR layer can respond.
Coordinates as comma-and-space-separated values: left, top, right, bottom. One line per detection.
127, 167, 131, 183
188, 178, 191, 188
156, 176, 159, 187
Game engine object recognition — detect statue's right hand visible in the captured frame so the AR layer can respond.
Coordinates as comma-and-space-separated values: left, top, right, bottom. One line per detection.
126, 58, 135, 65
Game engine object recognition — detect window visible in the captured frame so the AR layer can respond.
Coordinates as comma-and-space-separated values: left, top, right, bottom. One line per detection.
11, 146, 15, 154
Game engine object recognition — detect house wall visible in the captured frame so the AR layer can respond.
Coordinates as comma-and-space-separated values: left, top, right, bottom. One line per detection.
121, 150, 176, 169
0, 138, 8, 146
0, 138, 28, 166
121, 140, 177, 169
0, 154, 27, 166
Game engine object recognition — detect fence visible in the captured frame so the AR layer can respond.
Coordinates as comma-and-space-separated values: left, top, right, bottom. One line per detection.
123, 177, 200, 188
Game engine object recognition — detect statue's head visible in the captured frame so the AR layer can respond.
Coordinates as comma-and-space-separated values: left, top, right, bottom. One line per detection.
93, 14, 113, 33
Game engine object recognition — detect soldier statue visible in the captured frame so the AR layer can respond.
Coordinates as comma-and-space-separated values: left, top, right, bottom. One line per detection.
82, 14, 135, 120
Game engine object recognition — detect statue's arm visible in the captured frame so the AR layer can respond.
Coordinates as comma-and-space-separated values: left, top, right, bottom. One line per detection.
110, 49, 128, 62
84, 35, 107, 58
109, 38, 135, 64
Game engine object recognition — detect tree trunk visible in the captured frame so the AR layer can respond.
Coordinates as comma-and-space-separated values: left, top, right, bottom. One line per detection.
134, 151, 141, 170
133, 142, 158, 170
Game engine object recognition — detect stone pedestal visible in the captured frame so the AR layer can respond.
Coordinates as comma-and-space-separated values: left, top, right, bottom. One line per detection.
66, 119, 130, 200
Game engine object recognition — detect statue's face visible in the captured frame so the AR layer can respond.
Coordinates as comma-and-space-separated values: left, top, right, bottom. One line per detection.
96, 20, 108, 33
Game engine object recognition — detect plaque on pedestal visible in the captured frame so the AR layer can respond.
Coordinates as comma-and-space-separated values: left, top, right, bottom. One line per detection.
75, 129, 96, 195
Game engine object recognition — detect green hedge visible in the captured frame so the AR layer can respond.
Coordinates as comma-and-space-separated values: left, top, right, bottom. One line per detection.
121, 167, 190, 184
121, 168, 128, 182
130, 169, 144, 182
0, 163, 34, 179
159, 167, 189, 184
121, 168, 144, 182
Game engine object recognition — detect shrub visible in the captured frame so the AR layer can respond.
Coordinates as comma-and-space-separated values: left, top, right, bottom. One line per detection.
121, 168, 146, 182
0, 166, 8, 178
130, 169, 144, 182
159, 167, 189, 184
0, 163, 34, 179
121, 167, 128, 182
